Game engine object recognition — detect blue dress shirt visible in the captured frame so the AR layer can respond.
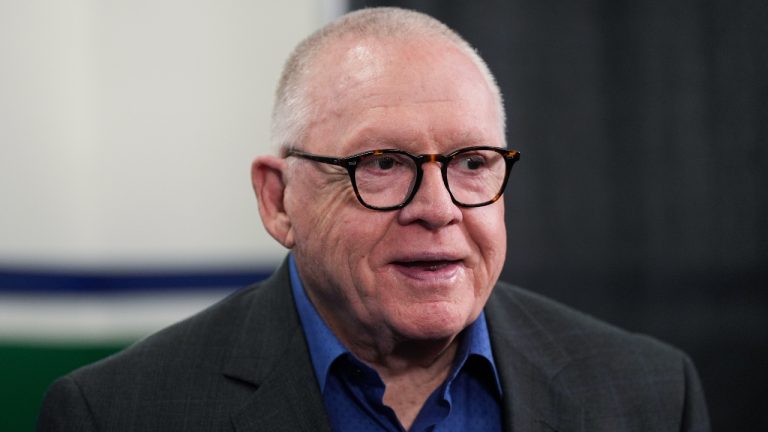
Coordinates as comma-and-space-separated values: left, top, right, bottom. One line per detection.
289, 255, 502, 432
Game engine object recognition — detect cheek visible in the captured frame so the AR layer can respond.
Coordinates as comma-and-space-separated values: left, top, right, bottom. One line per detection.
468, 205, 507, 277
335, 211, 395, 274
287, 177, 391, 276
287, 175, 352, 240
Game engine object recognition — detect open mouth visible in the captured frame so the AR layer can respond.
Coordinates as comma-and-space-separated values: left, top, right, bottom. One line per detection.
393, 260, 461, 272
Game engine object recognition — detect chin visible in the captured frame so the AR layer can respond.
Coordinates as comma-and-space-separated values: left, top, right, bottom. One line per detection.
392, 303, 475, 341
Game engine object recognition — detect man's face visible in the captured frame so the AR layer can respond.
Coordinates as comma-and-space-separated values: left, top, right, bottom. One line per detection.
284, 36, 507, 344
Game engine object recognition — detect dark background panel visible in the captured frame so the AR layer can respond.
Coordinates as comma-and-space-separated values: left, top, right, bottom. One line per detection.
351, 1, 768, 429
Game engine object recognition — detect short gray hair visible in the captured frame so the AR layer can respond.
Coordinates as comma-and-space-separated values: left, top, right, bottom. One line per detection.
270, 7, 505, 154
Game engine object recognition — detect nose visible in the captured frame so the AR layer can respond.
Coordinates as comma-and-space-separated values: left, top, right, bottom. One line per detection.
397, 162, 462, 229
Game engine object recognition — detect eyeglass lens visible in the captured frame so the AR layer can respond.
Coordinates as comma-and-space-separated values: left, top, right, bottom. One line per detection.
354, 149, 507, 208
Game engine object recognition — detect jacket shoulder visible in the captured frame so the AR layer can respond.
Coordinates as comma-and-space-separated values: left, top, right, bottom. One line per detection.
487, 282, 710, 430
39, 267, 294, 431
488, 281, 681, 362
74, 278, 267, 375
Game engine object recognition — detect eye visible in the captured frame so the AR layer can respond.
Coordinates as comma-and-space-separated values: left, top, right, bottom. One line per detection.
455, 154, 487, 170
358, 153, 410, 174
373, 156, 396, 170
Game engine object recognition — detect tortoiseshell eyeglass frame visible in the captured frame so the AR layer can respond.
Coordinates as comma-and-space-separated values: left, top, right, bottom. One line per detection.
285, 146, 521, 211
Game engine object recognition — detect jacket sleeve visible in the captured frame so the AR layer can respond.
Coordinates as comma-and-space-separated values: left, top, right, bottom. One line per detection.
681, 354, 711, 432
37, 376, 98, 432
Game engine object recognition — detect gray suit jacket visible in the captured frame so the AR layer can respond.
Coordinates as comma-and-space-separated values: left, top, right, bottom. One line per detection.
37, 258, 710, 431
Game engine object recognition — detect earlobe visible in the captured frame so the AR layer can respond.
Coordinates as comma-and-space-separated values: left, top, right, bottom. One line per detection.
251, 156, 295, 248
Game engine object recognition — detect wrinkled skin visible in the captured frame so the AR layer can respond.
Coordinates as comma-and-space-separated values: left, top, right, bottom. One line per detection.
252, 35, 507, 364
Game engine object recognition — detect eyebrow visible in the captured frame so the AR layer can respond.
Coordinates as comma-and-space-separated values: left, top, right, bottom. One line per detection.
349, 129, 491, 155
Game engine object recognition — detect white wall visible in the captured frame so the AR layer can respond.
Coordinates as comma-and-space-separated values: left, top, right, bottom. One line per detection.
0, 0, 343, 270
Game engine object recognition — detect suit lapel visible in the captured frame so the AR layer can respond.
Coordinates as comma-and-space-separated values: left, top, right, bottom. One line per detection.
485, 284, 584, 432
228, 329, 331, 432
222, 259, 332, 432
219, 263, 585, 431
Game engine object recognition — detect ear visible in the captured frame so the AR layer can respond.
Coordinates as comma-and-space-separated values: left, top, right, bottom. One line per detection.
251, 155, 295, 248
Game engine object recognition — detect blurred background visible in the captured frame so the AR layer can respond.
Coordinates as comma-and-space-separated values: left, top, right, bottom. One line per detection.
1, 0, 765, 430
0, 1, 341, 430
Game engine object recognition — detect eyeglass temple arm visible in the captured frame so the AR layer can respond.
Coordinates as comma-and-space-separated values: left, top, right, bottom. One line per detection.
286, 150, 349, 167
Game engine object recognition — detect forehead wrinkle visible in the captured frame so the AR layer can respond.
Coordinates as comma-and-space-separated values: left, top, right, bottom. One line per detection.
451, 129, 491, 146
346, 125, 425, 151
305, 37, 503, 154
345, 120, 494, 152
357, 96, 459, 109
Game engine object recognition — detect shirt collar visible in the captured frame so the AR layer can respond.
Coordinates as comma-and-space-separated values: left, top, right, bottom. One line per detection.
289, 254, 347, 392
288, 254, 502, 395
457, 305, 503, 396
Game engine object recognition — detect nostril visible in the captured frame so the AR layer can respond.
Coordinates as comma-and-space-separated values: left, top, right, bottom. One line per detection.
397, 169, 463, 229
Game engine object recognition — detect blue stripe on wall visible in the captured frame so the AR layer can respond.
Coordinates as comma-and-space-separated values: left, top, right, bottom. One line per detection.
0, 268, 274, 293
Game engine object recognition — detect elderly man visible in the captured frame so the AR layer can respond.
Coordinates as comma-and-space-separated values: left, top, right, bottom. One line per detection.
38, 7, 709, 432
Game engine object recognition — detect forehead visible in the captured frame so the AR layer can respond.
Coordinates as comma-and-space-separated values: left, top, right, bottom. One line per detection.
303, 36, 503, 155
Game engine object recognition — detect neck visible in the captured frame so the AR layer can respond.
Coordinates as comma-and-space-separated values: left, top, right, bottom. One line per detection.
346, 332, 463, 431
301, 272, 465, 374
307, 286, 466, 430
353, 333, 459, 373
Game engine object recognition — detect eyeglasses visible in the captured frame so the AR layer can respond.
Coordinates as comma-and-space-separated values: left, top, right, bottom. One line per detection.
286, 146, 520, 211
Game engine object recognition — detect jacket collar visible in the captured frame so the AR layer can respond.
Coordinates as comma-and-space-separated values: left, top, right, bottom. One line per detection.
485, 284, 584, 432
222, 258, 332, 432
220, 258, 580, 432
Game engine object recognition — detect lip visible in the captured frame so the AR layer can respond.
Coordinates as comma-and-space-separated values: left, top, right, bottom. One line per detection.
389, 253, 465, 281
